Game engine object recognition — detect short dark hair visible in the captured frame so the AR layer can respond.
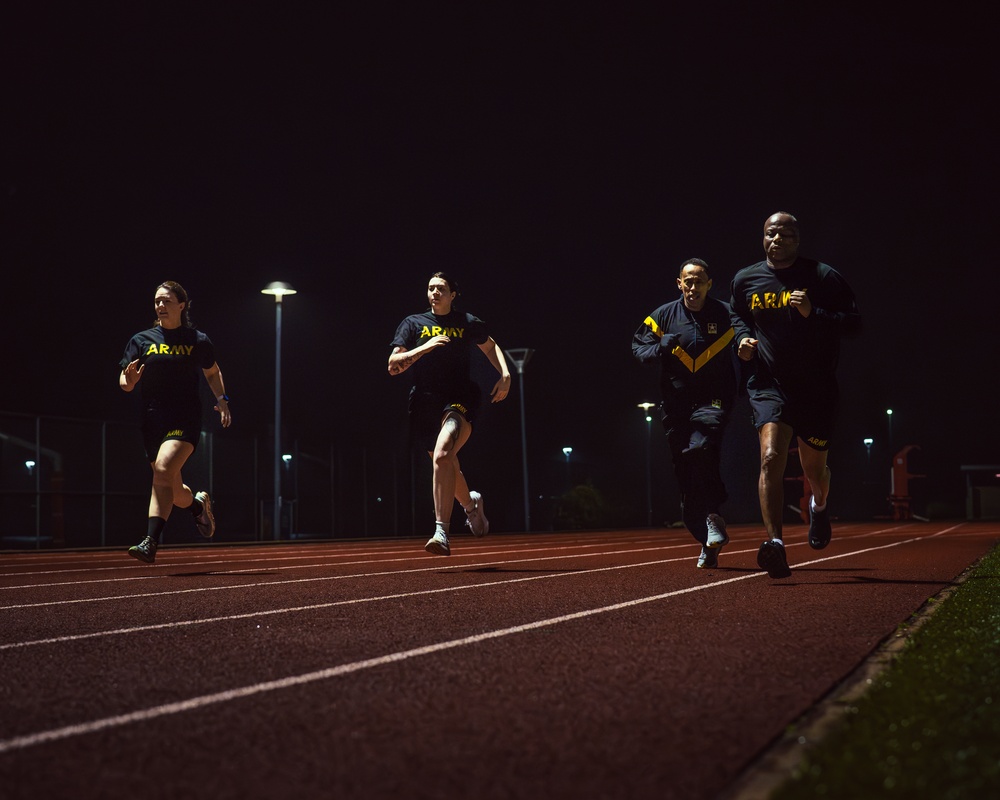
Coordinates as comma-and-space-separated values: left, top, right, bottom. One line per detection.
679, 258, 710, 277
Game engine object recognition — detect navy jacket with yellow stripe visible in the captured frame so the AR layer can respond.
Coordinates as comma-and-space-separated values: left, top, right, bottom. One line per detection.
632, 295, 738, 413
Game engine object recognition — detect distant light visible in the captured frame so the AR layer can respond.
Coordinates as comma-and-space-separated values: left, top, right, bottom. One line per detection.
281, 454, 292, 463
562, 447, 573, 457
638, 402, 655, 411
863, 438, 874, 446
262, 281, 298, 300
886, 408, 893, 416
25, 460, 36, 473
645, 415, 652, 422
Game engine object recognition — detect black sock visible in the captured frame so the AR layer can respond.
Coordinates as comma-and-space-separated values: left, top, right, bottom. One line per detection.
147, 517, 166, 543
190, 499, 203, 517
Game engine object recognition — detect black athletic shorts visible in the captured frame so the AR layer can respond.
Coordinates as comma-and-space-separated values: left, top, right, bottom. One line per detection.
141, 408, 201, 462
747, 377, 837, 452
408, 385, 481, 452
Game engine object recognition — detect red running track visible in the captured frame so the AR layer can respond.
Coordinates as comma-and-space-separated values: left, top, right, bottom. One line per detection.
1, 520, 997, 799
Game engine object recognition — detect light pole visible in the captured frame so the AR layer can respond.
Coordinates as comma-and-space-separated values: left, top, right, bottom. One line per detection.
638, 402, 655, 526
505, 348, 534, 532
863, 437, 874, 464
562, 447, 573, 491
886, 408, 893, 456
262, 281, 297, 540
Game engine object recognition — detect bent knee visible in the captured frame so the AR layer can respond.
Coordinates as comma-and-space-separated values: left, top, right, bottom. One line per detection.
760, 446, 785, 474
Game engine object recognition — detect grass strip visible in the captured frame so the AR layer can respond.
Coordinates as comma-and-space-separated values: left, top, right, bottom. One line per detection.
772, 542, 1000, 799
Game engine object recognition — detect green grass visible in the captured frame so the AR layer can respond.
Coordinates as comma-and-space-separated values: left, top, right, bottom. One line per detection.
771, 542, 1000, 799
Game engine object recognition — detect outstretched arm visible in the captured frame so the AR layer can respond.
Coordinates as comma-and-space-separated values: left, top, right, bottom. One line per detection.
478, 337, 511, 402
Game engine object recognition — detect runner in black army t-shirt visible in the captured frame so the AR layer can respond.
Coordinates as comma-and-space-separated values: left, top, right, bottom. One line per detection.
730, 212, 860, 578
119, 281, 231, 563
389, 272, 511, 556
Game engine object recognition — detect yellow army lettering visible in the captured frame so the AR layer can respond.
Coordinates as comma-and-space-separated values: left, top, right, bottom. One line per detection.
145, 343, 195, 356
165, 429, 185, 438
806, 436, 828, 447
749, 290, 793, 310
419, 325, 465, 338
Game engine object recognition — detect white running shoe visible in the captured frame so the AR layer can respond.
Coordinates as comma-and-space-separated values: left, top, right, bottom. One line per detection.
696, 546, 718, 569
464, 491, 489, 537
194, 491, 215, 538
424, 529, 451, 556
705, 513, 728, 548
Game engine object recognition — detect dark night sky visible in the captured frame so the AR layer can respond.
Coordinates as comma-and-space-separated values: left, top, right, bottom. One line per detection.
3, 4, 996, 521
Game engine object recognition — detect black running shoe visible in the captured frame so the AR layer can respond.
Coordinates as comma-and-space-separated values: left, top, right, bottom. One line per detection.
808, 504, 832, 550
128, 535, 158, 564
756, 540, 791, 579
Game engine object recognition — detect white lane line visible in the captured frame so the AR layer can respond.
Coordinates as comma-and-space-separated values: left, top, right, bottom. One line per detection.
0, 525, 896, 579
1, 530, 961, 651
0, 538, 687, 587
0, 544, 694, 610
0, 532, 679, 574
0, 554, 703, 650
0, 524, 917, 592
0, 532, 953, 755
0, 522, 962, 610
1, 576, 766, 755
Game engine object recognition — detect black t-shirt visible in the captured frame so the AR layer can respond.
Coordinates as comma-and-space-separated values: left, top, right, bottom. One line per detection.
729, 257, 860, 390
390, 309, 489, 395
120, 326, 217, 412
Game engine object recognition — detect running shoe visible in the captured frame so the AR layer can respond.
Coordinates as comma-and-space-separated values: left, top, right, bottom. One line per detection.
808, 503, 832, 550
464, 491, 489, 537
128, 535, 158, 564
194, 491, 215, 538
697, 546, 718, 569
756, 539, 791, 579
705, 513, 729, 549
425, 529, 451, 556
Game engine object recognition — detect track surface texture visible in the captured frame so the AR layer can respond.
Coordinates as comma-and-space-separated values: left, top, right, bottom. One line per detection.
2, 521, 997, 799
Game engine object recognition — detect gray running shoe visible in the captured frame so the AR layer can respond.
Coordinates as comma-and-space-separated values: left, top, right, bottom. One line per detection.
128, 535, 158, 564
464, 491, 489, 537
194, 491, 215, 538
756, 539, 791, 579
705, 513, 729, 548
424, 529, 451, 556
697, 546, 718, 569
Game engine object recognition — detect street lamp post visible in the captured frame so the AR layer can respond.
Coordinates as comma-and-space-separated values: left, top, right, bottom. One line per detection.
505, 348, 534, 532
638, 402, 655, 526
886, 408, 893, 456
562, 447, 573, 491
262, 281, 297, 540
